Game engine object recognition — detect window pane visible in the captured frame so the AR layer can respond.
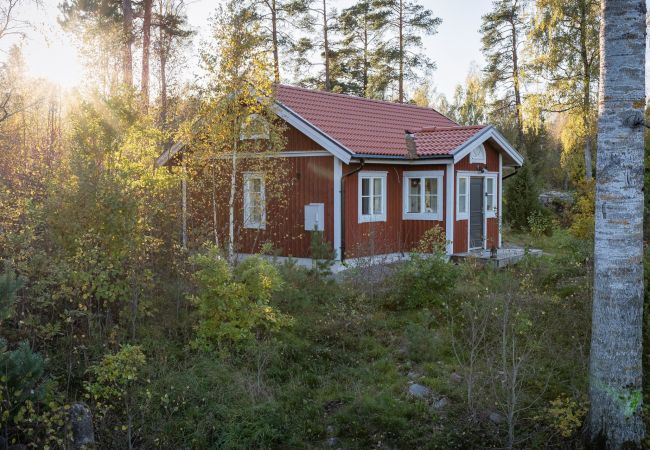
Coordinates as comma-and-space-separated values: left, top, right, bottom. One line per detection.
409, 178, 421, 196
459, 194, 466, 214
486, 178, 494, 195
409, 195, 420, 213
362, 178, 370, 196
426, 193, 437, 213
487, 195, 494, 212
425, 178, 436, 196
373, 195, 382, 214
373, 177, 382, 196
459, 178, 466, 195
362, 196, 370, 215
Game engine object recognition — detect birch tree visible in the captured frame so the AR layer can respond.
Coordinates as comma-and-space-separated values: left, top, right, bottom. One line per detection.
187, 1, 286, 260
529, 0, 599, 180
589, 0, 646, 447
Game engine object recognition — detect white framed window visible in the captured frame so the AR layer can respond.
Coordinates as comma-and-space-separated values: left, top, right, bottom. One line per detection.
457, 175, 469, 220
358, 171, 387, 223
402, 171, 444, 221
469, 144, 486, 164
243, 172, 266, 229
485, 175, 497, 218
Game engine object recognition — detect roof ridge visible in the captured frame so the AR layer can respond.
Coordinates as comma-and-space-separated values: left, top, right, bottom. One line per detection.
276, 83, 453, 115
415, 125, 487, 133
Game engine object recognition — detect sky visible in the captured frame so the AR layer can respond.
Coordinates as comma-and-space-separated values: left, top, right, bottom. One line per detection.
7, 0, 491, 99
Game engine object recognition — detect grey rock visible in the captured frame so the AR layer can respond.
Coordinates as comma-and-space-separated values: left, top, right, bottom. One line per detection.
432, 396, 449, 410
450, 372, 463, 384
488, 411, 504, 424
326, 425, 335, 436
408, 383, 431, 398
407, 370, 420, 380
326, 437, 339, 447
69, 402, 95, 449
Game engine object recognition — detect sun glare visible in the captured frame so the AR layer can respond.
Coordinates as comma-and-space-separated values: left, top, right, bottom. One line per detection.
23, 35, 84, 89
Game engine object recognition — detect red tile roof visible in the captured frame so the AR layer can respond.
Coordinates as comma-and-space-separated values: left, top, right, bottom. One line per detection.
276, 84, 477, 157
412, 126, 487, 156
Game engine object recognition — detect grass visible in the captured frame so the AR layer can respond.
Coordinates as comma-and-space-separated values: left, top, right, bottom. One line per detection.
133, 230, 593, 449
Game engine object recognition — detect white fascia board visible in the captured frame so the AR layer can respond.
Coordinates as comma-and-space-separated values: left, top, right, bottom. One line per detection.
274, 103, 353, 164
452, 126, 524, 167
349, 157, 453, 165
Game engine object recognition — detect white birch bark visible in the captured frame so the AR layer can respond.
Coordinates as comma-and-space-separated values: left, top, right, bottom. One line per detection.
589, 0, 646, 447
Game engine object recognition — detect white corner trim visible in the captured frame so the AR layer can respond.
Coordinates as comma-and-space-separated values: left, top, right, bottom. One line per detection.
498, 153, 503, 248
274, 103, 353, 164
333, 157, 342, 260
358, 171, 387, 223
445, 163, 454, 255
402, 170, 444, 221
452, 126, 524, 167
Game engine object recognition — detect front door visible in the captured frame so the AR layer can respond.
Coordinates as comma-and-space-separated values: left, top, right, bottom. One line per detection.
469, 177, 484, 249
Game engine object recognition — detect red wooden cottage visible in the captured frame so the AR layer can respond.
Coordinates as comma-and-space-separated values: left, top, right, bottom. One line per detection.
157, 85, 524, 262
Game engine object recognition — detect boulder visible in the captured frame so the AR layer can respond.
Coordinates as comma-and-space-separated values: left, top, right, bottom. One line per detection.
69, 402, 95, 449
432, 396, 449, 410
450, 372, 463, 384
488, 411, 505, 425
408, 383, 431, 399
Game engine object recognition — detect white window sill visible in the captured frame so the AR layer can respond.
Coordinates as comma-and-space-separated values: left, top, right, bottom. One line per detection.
359, 214, 386, 224
403, 212, 443, 221
485, 211, 496, 219
456, 213, 469, 221
244, 223, 266, 230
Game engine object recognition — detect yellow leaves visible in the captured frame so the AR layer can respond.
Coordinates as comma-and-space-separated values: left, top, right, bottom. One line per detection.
545, 394, 588, 438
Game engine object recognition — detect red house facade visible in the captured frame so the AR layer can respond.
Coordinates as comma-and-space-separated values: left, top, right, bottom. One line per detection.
157, 85, 524, 260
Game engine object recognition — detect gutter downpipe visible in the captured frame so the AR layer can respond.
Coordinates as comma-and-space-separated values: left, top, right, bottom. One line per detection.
340, 158, 365, 261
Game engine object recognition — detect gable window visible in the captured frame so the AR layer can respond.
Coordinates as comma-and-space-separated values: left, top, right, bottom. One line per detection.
485, 175, 497, 218
402, 171, 443, 220
457, 175, 469, 220
243, 172, 266, 229
240, 113, 270, 141
358, 171, 387, 223
470, 144, 486, 164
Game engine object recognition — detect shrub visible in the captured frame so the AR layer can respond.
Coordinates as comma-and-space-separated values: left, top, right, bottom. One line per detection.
545, 394, 588, 439
504, 164, 541, 231
85, 344, 146, 447
189, 245, 292, 346
527, 210, 554, 238
385, 227, 458, 309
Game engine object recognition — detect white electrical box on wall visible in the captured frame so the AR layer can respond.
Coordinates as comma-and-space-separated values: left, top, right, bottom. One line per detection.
304, 203, 325, 231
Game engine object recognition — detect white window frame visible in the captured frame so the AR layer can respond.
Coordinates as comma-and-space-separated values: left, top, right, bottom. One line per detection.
402, 170, 444, 221
469, 144, 486, 164
358, 171, 387, 223
243, 172, 266, 229
456, 175, 469, 220
484, 175, 497, 219
239, 113, 270, 141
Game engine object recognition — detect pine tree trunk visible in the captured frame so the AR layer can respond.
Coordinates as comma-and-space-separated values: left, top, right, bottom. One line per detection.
271, 0, 280, 83
589, 0, 646, 448
323, 0, 331, 91
228, 140, 238, 261
510, 13, 523, 148
398, 0, 404, 103
122, 0, 134, 88
141, 0, 152, 110
160, 51, 167, 126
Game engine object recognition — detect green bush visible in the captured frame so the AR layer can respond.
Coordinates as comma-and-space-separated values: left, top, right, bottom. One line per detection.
189, 245, 293, 346
504, 164, 541, 231
386, 254, 458, 310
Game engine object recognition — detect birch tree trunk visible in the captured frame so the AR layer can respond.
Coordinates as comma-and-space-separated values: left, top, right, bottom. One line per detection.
589, 0, 646, 447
